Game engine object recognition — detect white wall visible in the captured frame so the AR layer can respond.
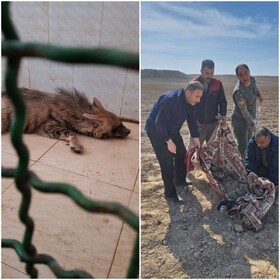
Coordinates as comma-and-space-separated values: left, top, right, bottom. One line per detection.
2, 2, 139, 121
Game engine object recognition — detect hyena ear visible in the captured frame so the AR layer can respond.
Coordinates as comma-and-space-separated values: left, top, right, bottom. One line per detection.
83, 113, 99, 120
93, 97, 104, 109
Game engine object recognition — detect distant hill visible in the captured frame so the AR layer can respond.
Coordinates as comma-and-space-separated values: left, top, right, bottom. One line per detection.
141, 69, 278, 85
141, 69, 195, 82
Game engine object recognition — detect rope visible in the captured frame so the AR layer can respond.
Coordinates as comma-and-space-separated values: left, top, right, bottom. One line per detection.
255, 105, 261, 130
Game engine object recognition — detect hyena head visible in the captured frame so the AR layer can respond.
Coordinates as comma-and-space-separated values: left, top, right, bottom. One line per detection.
83, 97, 131, 139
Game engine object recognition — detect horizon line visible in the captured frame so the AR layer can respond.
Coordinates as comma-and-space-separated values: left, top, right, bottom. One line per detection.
141, 69, 279, 77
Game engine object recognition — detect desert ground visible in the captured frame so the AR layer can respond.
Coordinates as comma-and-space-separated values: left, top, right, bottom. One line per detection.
141, 71, 278, 278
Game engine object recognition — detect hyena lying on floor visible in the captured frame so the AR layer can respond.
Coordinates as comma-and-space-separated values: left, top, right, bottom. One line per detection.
2, 88, 131, 153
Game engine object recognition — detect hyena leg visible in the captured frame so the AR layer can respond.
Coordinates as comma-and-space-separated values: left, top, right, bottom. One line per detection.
64, 134, 84, 153
38, 120, 84, 153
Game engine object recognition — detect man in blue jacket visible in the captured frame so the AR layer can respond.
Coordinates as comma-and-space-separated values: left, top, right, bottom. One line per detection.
145, 81, 204, 203
189, 59, 227, 147
245, 127, 278, 187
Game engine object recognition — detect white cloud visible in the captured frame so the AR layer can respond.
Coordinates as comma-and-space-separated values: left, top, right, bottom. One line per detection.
142, 2, 277, 39
141, 2, 278, 76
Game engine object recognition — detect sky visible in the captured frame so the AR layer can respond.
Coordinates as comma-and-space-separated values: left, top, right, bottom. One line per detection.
141, 1, 279, 76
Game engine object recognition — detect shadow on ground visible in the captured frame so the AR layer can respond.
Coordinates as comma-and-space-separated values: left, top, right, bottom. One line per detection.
164, 172, 278, 278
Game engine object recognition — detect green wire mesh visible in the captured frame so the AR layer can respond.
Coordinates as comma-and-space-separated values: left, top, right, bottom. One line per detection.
1, 2, 139, 278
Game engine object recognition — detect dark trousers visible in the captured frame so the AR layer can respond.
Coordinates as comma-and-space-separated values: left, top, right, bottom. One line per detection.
257, 166, 268, 176
189, 122, 217, 148
147, 131, 186, 198
232, 120, 252, 162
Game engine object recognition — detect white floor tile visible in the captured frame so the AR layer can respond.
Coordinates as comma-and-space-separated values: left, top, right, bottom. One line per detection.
38, 134, 139, 191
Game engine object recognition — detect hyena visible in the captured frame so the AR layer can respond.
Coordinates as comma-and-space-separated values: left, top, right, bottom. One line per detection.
2, 88, 131, 153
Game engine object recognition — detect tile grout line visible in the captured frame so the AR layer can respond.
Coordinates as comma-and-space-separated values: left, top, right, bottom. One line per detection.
107, 220, 125, 278
2, 261, 29, 277
1, 181, 14, 195
32, 140, 60, 163
31, 160, 137, 193
106, 188, 135, 278
107, 169, 139, 278
2, 140, 58, 194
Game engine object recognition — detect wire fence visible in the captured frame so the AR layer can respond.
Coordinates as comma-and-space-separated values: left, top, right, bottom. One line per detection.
1, 2, 139, 278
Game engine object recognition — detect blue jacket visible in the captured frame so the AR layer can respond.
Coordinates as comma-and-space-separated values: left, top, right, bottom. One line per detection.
145, 88, 199, 141
193, 76, 227, 124
245, 133, 279, 186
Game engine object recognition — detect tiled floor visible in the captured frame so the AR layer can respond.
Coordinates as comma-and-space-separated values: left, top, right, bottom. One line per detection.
1, 122, 139, 278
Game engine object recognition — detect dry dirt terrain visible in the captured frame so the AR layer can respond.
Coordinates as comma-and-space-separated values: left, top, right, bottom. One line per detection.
141, 70, 279, 278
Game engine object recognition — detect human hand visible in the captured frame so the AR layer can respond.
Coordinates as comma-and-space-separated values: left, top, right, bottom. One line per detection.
252, 124, 256, 133
193, 137, 201, 149
166, 139, 176, 154
221, 116, 227, 122
259, 96, 263, 103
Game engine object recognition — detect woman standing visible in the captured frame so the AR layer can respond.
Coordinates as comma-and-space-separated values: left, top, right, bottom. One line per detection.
231, 64, 263, 161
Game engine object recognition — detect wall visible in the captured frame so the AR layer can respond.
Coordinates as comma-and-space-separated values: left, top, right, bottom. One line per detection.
2, 2, 139, 121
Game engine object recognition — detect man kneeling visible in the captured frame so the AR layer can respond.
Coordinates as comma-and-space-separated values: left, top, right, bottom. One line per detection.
245, 127, 279, 187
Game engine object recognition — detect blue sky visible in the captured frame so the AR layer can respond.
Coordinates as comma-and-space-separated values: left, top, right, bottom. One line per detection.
141, 1, 279, 76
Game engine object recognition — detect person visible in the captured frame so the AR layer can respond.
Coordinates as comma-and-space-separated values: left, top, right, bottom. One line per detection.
145, 81, 204, 203
231, 64, 263, 161
246, 127, 278, 187
189, 59, 227, 147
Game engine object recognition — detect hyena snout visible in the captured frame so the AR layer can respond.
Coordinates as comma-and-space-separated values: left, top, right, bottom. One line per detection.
112, 123, 131, 138
99, 124, 131, 139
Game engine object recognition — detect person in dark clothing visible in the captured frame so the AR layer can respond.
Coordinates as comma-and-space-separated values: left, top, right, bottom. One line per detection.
189, 59, 227, 147
246, 127, 278, 187
231, 64, 263, 161
145, 81, 204, 203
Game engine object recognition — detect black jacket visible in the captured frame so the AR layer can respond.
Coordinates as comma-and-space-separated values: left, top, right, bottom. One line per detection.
193, 76, 227, 124
246, 133, 279, 186
145, 88, 199, 141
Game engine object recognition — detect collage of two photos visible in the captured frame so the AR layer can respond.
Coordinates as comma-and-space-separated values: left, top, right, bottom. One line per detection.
1, 1, 279, 279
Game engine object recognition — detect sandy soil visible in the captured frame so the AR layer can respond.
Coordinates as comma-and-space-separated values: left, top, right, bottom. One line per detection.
141, 75, 279, 278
